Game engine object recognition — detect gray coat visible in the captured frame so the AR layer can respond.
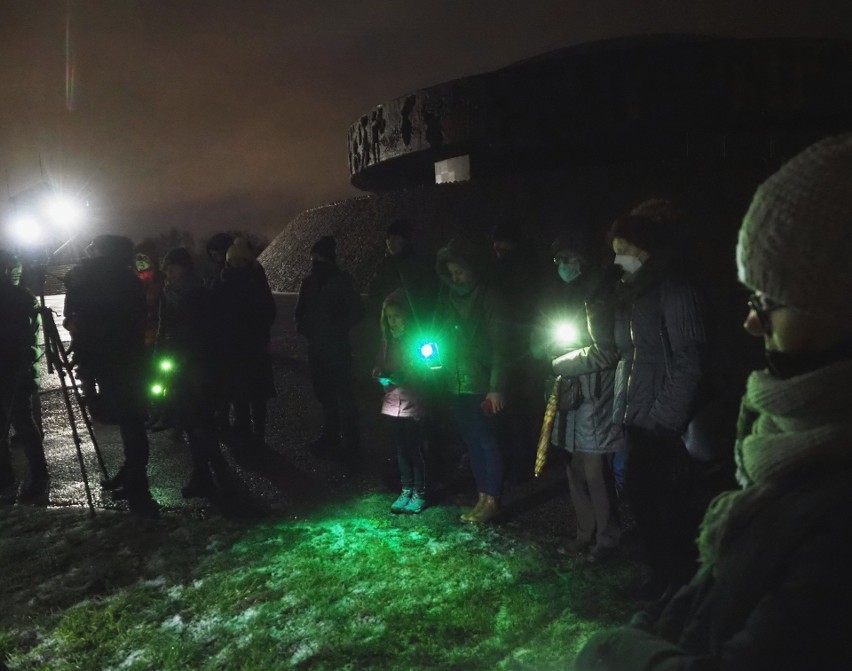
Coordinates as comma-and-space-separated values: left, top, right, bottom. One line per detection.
533, 268, 623, 454
554, 256, 707, 434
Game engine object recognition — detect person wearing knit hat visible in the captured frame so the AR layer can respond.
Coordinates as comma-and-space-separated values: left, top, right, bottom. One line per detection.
295, 234, 364, 454
559, 209, 711, 600
213, 236, 277, 448
572, 134, 852, 671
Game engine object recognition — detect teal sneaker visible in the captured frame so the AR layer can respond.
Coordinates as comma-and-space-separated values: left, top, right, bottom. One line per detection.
403, 489, 428, 514
390, 488, 413, 514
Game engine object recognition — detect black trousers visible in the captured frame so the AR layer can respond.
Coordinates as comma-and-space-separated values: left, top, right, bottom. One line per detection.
385, 416, 427, 490
308, 347, 359, 445
1, 380, 48, 480
624, 425, 704, 589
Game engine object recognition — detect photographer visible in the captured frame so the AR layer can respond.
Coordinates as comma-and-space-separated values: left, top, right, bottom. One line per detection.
0, 250, 49, 504
63, 235, 158, 518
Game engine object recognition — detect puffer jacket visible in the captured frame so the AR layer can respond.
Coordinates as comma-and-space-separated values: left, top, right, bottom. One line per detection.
612, 255, 707, 433
533, 268, 622, 453
434, 244, 508, 396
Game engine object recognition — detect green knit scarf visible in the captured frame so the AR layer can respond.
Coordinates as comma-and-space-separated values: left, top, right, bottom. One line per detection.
697, 357, 852, 566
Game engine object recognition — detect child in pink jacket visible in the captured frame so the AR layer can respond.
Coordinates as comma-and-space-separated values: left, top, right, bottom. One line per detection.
372, 289, 429, 514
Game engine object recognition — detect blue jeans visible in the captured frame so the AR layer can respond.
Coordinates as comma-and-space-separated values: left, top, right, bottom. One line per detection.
449, 394, 503, 497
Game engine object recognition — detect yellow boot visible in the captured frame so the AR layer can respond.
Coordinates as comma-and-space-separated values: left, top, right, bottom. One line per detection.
469, 495, 500, 524
460, 492, 486, 522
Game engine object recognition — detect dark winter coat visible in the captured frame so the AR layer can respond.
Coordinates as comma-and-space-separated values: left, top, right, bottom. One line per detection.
63, 256, 147, 377
213, 263, 277, 401
434, 247, 509, 397
0, 282, 40, 394
63, 256, 148, 422
610, 255, 707, 433
294, 260, 364, 355
532, 268, 622, 453
157, 273, 218, 422
573, 450, 852, 670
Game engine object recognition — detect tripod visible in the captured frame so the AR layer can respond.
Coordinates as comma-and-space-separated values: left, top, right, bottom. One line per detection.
39, 301, 109, 518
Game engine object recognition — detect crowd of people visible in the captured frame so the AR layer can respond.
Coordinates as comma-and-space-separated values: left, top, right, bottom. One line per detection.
2, 134, 851, 667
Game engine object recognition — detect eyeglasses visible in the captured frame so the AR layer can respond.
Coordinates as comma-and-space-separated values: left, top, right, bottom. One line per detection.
747, 292, 785, 336
553, 255, 578, 265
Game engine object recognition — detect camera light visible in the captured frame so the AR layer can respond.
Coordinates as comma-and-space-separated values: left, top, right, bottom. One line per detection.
44, 194, 84, 228
10, 215, 44, 246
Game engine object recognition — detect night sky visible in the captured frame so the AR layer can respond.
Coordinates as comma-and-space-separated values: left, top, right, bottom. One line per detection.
2, 0, 852, 243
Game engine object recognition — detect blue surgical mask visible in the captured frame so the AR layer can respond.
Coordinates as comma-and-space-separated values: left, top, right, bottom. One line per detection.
614, 254, 643, 275
558, 262, 582, 284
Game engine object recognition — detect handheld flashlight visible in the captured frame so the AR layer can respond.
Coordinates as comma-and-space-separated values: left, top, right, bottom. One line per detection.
150, 383, 166, 397
553, 322, 579, 346
159, 358, 175, 373
418, 341, 442, 370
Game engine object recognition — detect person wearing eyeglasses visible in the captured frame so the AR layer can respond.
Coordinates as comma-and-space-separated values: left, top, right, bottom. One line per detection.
573, 134, 852, 670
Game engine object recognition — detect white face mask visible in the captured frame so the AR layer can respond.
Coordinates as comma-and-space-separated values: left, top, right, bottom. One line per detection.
614, 254, 643, 275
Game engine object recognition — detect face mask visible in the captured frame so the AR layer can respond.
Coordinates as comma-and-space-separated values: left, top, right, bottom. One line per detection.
558, 262, 581, 284
451, 283, 475, 297
614, 254, 643, 275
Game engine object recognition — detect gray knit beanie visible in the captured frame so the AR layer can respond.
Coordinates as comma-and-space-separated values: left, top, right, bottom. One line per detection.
737, 133, 852, 318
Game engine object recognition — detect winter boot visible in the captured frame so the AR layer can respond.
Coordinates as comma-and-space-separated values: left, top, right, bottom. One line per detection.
181, 468, 217, 500
467, 495, 500, 524
100, 465, 127, 491
403, 489, 428, 515
390, 488, 413, 514
16, 473, 50, 505
460, 492, 486, 522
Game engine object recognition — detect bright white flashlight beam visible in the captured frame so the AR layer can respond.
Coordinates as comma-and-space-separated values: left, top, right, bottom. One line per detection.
10, 215, 44, 246
555, 322, 579, 345
44, 194, 84, 228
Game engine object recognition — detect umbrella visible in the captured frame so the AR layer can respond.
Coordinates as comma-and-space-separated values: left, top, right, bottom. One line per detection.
534, 376, 561, 477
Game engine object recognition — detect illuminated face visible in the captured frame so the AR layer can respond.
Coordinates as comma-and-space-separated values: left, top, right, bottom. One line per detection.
446, 260, 474, 286
386, 235, 407, 256
135, 254, 152, 273
743, 291, 818, 353
611, 237, 648, 260
384, 304, 407, 337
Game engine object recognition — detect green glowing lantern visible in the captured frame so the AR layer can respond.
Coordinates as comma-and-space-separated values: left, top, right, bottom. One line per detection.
417, 341, 442, 370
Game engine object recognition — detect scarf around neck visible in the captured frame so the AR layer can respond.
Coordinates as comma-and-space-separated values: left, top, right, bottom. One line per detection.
698, 357, 852, 565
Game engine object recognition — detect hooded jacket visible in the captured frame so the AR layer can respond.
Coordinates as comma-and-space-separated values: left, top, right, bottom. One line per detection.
434, 239, 509, 396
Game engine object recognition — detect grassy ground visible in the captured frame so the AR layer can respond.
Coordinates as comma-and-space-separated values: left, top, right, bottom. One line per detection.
1, 492, 640, 670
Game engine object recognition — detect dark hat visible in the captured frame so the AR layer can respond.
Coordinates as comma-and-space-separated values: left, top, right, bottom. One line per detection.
90, 234, 134, 263
310, 235, 337, 262
550, 229, 594, 262
607, 215, 672, 254
385, 219, 411, 240
162, 247, 194, 270
206, 233, 235, 255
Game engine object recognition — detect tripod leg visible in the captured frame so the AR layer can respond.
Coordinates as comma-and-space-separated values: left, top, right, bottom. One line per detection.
42, 309, 109, 480
41, 311, 96, 517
